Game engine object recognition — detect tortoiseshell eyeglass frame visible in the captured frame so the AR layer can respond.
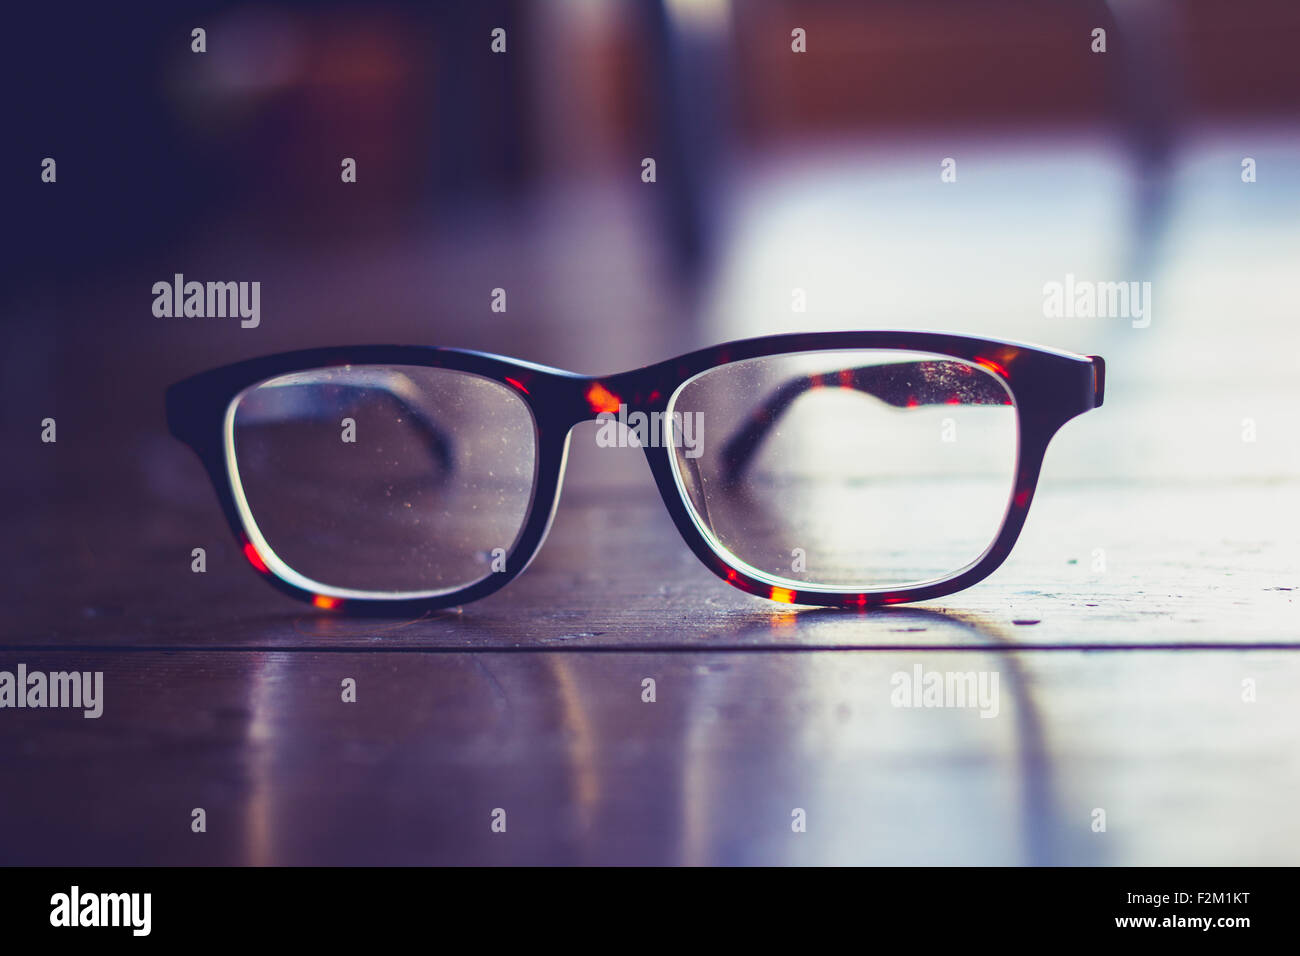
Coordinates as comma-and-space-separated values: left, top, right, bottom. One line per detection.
166, 331, 1105, 615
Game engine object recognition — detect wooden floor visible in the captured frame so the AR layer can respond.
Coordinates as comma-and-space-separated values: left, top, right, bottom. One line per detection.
3, 132, 1297, 866
3, 428, 1297, 865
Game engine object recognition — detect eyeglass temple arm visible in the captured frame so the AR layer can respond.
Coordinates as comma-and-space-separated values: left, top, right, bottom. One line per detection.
718, 360, 1012, 484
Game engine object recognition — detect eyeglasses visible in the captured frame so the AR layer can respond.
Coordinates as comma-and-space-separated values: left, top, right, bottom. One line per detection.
166, 332, 1105, 613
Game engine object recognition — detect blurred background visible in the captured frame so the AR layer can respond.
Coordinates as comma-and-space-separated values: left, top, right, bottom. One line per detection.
2, 0, 1299, 866
6, 0, 1299, 506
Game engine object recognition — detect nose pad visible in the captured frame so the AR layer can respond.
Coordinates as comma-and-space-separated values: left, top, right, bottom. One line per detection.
676, 449, 714, 532
510, 430, 574, 580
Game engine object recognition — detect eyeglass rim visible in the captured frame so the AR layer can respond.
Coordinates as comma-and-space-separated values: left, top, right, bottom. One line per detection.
165, 330, 1105, 613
